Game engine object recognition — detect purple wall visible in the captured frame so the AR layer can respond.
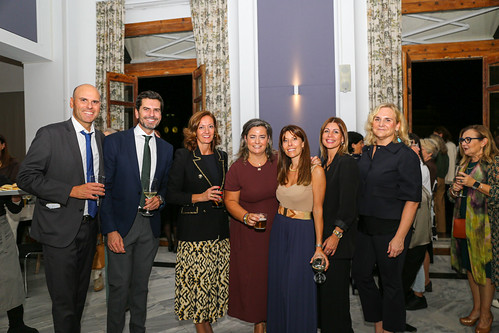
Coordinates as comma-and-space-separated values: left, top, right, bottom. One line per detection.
258, 0, 335, 155
0, 0, 37, 42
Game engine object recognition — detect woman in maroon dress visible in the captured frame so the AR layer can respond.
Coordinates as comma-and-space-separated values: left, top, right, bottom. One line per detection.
224, 119, 278, 333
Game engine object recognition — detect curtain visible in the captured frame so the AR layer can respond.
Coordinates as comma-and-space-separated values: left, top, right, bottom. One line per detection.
95, 0, 125, 130
190, 0, 232, 160
367, 0, 403, 112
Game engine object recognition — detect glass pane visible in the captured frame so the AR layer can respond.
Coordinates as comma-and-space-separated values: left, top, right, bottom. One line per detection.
490, 92, 499, 139
490, 64, 499, 87
109, 105, 135, 131
109, 81, 134, 103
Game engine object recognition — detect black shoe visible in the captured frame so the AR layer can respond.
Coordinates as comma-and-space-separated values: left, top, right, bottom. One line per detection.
425, 281, 432, 292
7, 324, 39, 333
405, 323, 417, 332
168, 243, 174, 252
406, 295, 428, 311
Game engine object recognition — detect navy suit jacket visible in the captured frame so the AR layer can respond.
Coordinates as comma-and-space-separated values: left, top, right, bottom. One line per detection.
100, 128, 173, 238
17, 119, 105, 247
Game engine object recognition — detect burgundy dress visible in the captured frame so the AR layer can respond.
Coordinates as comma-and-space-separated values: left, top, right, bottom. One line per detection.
225, 157, 278, 323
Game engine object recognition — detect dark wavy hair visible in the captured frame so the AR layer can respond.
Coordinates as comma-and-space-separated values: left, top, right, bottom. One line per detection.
277, 125, 311, 186
0, 134, 13, 167
237, 118, 275, 162
183, 111, 221, 152
319, 117, 349, 160
135, 90, 164, 111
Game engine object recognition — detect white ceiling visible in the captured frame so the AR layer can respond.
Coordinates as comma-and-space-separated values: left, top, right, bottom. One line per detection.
125, 31, 196, 63
402, 7, 499, 44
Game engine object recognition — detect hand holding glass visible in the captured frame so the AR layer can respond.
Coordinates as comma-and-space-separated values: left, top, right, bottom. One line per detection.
254, 213, 267, 230
311, 257, 326, 284
89, 175, 106, 198
142, 178, 158, 217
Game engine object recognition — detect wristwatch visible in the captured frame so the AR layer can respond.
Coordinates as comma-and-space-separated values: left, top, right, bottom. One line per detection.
333, 229, 343, 239
472, 181, 481, 190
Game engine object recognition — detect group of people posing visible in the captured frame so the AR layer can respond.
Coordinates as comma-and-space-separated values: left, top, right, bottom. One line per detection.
1, 83, 498, 333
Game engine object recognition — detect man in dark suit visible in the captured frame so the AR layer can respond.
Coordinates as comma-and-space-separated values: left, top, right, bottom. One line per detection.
100, 90, 173, 333
17, 84, 105, 333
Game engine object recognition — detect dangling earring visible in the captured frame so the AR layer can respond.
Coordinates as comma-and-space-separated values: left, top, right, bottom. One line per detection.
396, 130, 401, 143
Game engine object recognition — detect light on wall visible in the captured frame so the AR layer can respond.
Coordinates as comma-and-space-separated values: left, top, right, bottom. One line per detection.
293, 84, 299, 95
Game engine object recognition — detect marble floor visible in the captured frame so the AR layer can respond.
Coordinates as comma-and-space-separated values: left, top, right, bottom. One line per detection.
1, 242, 498, 333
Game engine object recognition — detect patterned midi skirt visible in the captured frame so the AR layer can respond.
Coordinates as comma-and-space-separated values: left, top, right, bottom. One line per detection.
175, 238, 230, 323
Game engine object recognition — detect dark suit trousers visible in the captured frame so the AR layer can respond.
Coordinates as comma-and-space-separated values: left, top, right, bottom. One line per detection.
402, 244, 427, 300
107, 213, 159, 333
42, 216, 97, 333
352, 230, 411, 333
318, 259, 353, 333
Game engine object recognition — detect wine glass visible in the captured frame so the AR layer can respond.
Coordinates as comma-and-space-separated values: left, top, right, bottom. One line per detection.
453, 166, 466, 198
142, 178, 158, 217
311, 257, 326, 284
211, 186, 224, 209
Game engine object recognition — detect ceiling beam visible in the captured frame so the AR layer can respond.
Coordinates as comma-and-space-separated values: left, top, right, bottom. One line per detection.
0, 55, 23, 67
402, 0, 499, 14
125, 59, 198, 77
126, 18, 192, 37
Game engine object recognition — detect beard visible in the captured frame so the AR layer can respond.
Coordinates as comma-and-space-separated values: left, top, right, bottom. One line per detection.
139, 117, 159, 131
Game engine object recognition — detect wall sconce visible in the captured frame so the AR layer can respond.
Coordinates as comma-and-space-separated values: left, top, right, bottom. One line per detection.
293, 85, 299, 95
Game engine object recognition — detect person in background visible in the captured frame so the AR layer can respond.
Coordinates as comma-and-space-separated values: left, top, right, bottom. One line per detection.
224, 119, 278, 333
488, 150, 499, 310
429, 134, 449, 238
347, 131, 364, 160
267, 125, 328, 333
166, 111, 229, 333
449, 125, 497, 333
0, 174, 38, 333
434, 126, 458, 235
0, 134, 20, 183
352, 103, 421, 333
318, 118, 359, 333
17, 84, 105, 332
101, 91, 173, 333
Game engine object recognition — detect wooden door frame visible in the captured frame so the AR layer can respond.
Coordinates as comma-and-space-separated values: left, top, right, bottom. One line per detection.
402, 40, 499, 130
124, 18, 198, 78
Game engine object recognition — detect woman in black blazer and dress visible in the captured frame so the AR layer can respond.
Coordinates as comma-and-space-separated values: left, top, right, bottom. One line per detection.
318, 117, 360, 333
166, 111, 229, 333
352, 103, 421, 333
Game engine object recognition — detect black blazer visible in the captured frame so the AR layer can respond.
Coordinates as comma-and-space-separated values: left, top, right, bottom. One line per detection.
166, 147, 229, 242
18, 119, 105, 247
322, 154, 359, 259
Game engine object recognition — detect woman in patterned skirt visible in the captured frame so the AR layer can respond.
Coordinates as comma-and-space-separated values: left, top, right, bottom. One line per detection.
449, 125, 498, 333
166, 111, 229, 333
224, 119, 278, 333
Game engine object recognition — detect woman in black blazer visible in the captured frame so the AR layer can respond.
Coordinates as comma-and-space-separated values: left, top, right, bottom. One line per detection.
166, 111, 229, 333
352, 103, 421, 333
318, 117, 359, 333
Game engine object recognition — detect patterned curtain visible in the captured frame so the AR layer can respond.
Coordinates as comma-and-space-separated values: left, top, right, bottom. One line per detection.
190, 0, 232, 159
95, 0, 125, 130
367, 0, 403, 111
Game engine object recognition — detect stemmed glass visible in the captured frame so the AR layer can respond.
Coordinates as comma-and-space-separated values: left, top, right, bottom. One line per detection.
311, 257, 326, 284
454, 166, 466, 198
142, 178, 158, 217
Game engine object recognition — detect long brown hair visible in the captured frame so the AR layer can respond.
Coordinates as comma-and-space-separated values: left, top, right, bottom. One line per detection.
458, 124, 498, 167
277, 125, 312, 186
0, 134, 13, 167
183, 111, 221, 152
319, 117, 349, 161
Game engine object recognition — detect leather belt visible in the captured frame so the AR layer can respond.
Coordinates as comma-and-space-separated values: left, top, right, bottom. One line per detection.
82, 215, 95, 222
278, 205, 312, 220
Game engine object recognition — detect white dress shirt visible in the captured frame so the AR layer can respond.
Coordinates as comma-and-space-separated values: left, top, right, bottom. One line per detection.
134, 125, 157, 188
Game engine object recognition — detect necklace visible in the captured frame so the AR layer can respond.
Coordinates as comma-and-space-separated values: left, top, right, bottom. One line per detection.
248, 156, 267, 171
289, 165, 298, 172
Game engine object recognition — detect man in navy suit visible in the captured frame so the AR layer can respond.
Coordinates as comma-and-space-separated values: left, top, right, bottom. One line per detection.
18, 84, 106, 333
100, 90, 173, 333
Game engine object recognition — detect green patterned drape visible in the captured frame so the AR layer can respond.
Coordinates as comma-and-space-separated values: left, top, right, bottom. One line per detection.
367, 0, 403, 111
190, 0, 232, 160
95, 0, 125, 130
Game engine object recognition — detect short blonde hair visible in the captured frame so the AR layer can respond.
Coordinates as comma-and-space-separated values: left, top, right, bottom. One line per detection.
364, 103, 410, 146
458, 125, 498, 167
420, 138, 439, 158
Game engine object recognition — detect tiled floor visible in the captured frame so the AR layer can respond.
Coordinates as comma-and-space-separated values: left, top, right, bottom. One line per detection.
1, 243, 498, 333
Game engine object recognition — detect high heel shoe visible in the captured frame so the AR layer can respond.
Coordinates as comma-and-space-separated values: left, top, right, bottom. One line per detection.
475, 315, 493, 333
460, 315, 479, 326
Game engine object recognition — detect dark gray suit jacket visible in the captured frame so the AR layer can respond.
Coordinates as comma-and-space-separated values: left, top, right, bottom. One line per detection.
18, 119, 105, 247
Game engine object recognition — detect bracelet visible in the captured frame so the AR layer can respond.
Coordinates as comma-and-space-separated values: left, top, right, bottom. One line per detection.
315, 243, 322, 248
243, 213, 249, 225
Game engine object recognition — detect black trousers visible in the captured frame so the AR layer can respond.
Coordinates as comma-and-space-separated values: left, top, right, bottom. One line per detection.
317, 258, 353, 333
42, 216, 97, 333
352, 230, 411, 333
402, 244, 427, 299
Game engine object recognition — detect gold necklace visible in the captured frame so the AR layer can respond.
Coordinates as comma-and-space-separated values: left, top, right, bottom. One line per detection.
248, 156, 267, 171
289, 165, 298, 172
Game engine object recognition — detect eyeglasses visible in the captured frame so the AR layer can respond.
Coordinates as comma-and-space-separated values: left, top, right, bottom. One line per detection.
458, 137, 482, 144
